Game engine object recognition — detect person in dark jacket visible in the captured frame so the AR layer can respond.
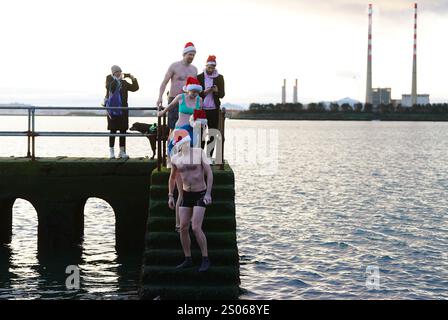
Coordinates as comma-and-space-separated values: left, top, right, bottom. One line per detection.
105, 65, 139, 159
197, 55, 225, 158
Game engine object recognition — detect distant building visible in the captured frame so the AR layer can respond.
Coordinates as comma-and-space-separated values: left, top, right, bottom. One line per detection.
391, 99, 402, 107
372, 88, 392, 106
401, 94, 430, 107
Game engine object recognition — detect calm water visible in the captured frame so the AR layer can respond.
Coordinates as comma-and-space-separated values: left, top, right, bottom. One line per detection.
0, 116, 447, 300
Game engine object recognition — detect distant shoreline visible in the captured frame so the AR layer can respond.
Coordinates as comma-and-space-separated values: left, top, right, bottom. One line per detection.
230, 112, 448, 122
0, 113, 157, 117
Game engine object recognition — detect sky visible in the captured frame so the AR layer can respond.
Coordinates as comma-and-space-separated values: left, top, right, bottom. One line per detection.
0, 0, 447, 106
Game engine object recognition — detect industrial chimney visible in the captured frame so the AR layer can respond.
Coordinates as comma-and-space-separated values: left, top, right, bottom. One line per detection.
411, 3, 418, 106
365, 4, 373, 105
293, 79, 298, 104
282, 79, 286, 104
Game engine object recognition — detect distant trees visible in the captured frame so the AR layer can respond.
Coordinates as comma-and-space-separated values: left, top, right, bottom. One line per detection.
379, 104, 394, 113
354, 103, 363, 113
246, 102, 448, 114
341, 103, 353, 112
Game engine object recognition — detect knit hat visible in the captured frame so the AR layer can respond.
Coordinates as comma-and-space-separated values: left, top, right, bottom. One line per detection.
183, 42, 196, 55
190, 109, 208, 128
111, 65, 122, 75
172, 129, 191, 149
206, 55, 217, 66
183, 77, 203, 92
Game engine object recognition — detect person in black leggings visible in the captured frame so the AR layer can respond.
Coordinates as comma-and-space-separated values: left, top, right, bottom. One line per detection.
104, 65, 139, 159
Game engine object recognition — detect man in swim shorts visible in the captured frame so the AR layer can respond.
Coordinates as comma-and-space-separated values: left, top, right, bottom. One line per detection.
167, 129, 213, 272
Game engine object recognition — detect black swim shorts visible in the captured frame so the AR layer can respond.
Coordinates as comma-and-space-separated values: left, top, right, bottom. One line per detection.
180, 190, 207, 208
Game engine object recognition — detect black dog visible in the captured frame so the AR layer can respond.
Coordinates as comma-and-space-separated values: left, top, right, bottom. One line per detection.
130, 122, 168, 159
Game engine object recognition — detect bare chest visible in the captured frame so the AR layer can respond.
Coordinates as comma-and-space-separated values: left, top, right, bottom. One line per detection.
173, 65, 197, 83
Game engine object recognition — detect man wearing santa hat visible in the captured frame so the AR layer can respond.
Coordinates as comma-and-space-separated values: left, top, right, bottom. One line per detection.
158, 76, 206, 232
157, 42, 198, 131
167, 129, 213, 272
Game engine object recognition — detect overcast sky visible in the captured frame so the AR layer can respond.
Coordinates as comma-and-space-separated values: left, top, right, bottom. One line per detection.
0, 0, 447, 106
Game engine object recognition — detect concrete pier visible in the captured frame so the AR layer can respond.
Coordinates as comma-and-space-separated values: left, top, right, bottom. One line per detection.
0, 157, 240, 299
0, 157, 156, 254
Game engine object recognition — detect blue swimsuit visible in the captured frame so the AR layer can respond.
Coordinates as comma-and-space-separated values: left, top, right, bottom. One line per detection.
168, 94, 201, 156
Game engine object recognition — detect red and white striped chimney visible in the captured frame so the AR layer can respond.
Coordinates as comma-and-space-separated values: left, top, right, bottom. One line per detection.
411, 3, 418, 106
366, 4, 373, 105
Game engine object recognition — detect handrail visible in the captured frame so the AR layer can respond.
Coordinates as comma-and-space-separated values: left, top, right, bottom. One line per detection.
0, 106, 157, 110
0, 105, 167, 170
0, 105, 226, 171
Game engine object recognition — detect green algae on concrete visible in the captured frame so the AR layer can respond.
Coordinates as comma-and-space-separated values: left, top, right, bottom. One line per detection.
140, 163, 240, 300
0, 157, 157, 253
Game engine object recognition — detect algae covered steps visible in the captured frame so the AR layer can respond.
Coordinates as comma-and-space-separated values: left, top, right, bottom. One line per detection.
139, 164, 240, 300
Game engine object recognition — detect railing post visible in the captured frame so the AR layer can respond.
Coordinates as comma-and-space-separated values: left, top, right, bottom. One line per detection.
31, 107, 36, 161
157, 113, 162, 172
27, 108, 31, 158
220, 109, 226, 170
162, 114, 167, 167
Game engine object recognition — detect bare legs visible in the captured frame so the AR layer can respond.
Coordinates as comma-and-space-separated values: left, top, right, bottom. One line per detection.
177, 206, 210, 271
179, 207, 193, 257
175, 173, 183, 231
191, 208, 207, 257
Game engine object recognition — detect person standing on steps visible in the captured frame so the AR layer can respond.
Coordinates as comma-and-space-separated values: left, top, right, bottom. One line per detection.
197, 55, 225, 159
104, 65, 139, 159
156, 42, 198, 232
157, 42, 198, 132
167, 129, 213, 272
158, 76, 204, 233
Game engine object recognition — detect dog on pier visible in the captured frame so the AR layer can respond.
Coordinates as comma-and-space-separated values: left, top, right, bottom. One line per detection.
130, 122, 169, 159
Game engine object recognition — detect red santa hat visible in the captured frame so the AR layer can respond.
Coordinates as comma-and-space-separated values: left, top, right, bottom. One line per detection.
183, 77, 203, 93
206, 55, 217, 66
190, 109, 208, 128
172, 129, 191, 149
183, 42, 196, 55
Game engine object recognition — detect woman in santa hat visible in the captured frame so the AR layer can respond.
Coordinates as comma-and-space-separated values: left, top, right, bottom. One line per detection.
158, 76, 208, 158
158, 76, 208, 232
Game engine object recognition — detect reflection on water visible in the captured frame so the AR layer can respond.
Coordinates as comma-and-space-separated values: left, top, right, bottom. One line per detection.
1, 117, 448, 299
0, 197, 140, 300
230, 120, 448, 300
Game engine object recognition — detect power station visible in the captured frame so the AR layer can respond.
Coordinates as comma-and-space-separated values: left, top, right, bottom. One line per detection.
280, 3, 431, 107
365, 3, 430, 107
281, 79, 298, 104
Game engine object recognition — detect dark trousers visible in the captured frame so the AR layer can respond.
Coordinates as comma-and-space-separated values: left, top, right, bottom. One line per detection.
202, 108, 220, 156
110, 130, 126, 148
167, 97, 179, 130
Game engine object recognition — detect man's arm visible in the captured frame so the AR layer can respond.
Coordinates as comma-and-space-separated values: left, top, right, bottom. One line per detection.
202, 150, 213, 204
168, 164, 178, 209
127, 76, 139, 92
158, 64, 174, 106
216, 75, 225, 99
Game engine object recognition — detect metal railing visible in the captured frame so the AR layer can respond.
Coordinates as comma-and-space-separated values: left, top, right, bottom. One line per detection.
0, 106, 226, 171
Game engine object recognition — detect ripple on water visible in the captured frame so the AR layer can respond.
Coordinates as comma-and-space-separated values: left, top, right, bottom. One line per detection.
2, 119, 448, 299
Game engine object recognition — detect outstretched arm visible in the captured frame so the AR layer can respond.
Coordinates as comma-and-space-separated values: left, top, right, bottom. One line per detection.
158, 95, 180, 117
158, 65, 174, 107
